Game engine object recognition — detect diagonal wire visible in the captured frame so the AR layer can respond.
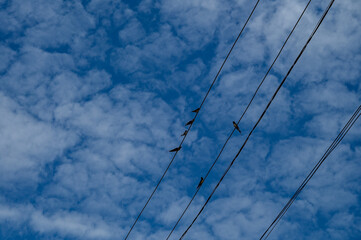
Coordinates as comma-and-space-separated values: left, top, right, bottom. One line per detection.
264, 109, 361, 240
165, 0, 313, 239
124, 0, 262, 239
262, 106, 360, 240
260, 104, 361, 240
178, 0, 335, 238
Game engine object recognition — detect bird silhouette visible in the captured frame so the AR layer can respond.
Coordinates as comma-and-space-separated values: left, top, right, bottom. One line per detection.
233, 121, 241, 134
192, 108, 200, 113
169, 146, 182, 152
185, 119, 194, 126
197, 177, 204, 189
181, 130, 188, 136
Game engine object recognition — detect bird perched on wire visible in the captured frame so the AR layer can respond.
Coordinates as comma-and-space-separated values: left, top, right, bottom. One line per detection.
233, 121, 241, 134
192, 108, 200, 113
181, 130, 188, 136
197, 177, 204, 189
169, 146, 182, 152
185, 119, 194, 126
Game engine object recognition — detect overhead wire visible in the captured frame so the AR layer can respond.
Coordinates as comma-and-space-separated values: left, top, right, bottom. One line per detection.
260, 103, 361, 240
178, 0, 336, 238
124, 0, 262, 239
165, 0, 313, 239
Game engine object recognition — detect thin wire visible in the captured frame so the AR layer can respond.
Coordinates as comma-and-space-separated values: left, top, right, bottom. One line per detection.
124, 0, 262, 238
179, 0, 335, 237
198, 0, 261, 109
264, 114, 360, 240
261, 105, 361, 240
259, 3, 338, 238
165, 0, 312, 238
261, 104, 361, 240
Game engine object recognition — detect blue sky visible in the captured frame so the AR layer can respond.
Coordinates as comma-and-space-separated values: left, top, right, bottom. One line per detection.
0, 0, 360, 239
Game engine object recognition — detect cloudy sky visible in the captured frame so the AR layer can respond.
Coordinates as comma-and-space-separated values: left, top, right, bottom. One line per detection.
0, 0, 360, 239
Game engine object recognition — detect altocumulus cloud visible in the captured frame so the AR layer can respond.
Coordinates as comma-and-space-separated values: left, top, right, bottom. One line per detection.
0, 0, 360, 239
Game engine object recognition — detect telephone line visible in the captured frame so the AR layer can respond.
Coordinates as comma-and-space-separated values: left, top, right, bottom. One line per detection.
165, 0, 312, 238
124, 1, 262, 238
260, 104, 360, 240
179, 0, 335, 238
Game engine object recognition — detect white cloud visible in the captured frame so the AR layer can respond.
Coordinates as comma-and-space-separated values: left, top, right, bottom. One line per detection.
0, 0, 360, 239
31, 210, 116, 239
0, 45, 16, 72
118, 18, 145, 43
0, 93, 78, 190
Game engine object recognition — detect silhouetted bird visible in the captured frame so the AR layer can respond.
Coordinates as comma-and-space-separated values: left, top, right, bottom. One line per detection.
181, 130, 188, 136
192, 108, 200, 113
197, 177, 204, 189
169, 146, 182, 152
185, 119, 194, 126
233, 121, 241, 134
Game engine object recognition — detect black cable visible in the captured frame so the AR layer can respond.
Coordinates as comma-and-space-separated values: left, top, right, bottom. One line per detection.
178, 0, 335, 238
124, 1, 262, 238
261, 105, 361, 240
260, 104, 361, 240
165, 0, 312, 238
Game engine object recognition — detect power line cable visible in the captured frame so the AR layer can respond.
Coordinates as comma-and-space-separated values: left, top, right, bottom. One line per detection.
165, 0, 313, 238
179, 1, 335, 238
262, 106, 360, 240
264, 110, 360, 240
124, 1, 262, 238
260, 104, 361, 240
